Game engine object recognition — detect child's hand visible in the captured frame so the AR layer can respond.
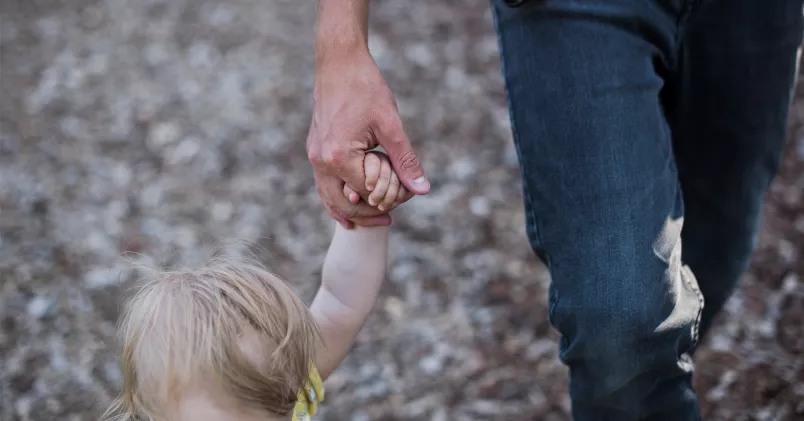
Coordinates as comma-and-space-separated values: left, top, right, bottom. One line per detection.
342, 151, 409, 211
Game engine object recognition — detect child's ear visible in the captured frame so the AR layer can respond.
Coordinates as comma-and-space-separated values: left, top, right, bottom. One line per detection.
342, 184, 360, 204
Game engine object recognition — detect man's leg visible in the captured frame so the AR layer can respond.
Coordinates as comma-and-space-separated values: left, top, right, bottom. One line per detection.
668, 0, 802, 341
492, 1, 702, 420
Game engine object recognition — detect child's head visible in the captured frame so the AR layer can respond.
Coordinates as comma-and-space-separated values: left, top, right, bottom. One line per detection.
107, 258, 321, 421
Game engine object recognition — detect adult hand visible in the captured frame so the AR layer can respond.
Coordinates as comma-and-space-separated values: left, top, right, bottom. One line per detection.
306, 47, 430, 228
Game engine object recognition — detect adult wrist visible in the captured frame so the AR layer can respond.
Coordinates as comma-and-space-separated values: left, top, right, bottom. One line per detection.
314, 35, 368, 71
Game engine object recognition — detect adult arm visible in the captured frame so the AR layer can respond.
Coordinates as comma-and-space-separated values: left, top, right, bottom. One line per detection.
307, 0, 430, 228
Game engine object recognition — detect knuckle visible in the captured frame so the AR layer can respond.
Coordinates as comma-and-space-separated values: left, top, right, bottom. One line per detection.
321, 146, 346, 167
397, 149, 421, 171
307, 147, 323, 166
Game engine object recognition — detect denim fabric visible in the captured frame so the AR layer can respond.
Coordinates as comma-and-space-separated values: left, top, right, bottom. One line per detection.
491, 0, 802, 420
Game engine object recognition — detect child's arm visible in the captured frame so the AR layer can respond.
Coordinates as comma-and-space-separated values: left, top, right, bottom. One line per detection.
309, 152, 406, 380
309, 224, 389, 380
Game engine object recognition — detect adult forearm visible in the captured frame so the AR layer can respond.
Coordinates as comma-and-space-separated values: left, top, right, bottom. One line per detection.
315, 0, 370, 67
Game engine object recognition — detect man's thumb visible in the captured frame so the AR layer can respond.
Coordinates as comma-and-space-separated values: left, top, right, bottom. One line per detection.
383, 134, 430, 195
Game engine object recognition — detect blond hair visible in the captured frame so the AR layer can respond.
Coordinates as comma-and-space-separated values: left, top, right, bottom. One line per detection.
104, 256, 322, 420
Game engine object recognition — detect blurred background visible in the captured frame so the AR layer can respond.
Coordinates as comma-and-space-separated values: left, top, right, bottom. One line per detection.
0, 0, 802, 420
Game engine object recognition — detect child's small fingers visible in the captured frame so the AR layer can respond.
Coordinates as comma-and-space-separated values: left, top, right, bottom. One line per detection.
368, 159, 392, 207
379, 171, 400, 211
364, 153, 381, 192
343, 184, 360, 204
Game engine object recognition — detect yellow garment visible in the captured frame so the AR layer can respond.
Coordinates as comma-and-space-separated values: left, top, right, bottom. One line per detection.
293, 365, 325, 421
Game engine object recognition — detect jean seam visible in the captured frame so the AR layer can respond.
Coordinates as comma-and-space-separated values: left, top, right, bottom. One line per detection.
491, 2, 556, 319
677, 0, 704, 39
491, 4, 545, 253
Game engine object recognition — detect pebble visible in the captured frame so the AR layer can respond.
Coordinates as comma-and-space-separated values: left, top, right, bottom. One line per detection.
384, 296, 405, 321
469, 195, 491, 217
405, 43, 436, 68
448, 157, 477, 181
147, 121, 182, 148
83, 268, 118, 289
419, 354, 444, 374
27, 296, 54, 319
524, 339, 555, 362
350, 412, 370, 421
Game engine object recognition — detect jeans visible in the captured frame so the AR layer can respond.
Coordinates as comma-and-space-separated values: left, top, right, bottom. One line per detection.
491, 0, 802, 419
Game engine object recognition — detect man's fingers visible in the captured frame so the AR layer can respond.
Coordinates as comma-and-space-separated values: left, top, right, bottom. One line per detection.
322, 198, 354, 229
379, 171, 400, 211
318, 128, 373, 205
364, 153, 381, 192
378, 117, 430, 195
395, 186, 413, 205
318, 173, 391, 221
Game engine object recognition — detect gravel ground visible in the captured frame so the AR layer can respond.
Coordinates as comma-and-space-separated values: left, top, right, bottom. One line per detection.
0, 1, 802, 420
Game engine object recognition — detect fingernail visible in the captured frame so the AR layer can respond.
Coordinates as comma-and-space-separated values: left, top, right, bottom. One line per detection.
412, 176, 430, 190
367, 184, 374, 192
368, 197, 376, 206
378, 205, 385, 211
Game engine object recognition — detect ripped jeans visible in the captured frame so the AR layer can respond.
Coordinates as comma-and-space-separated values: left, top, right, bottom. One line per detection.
491, 0, 802, 419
